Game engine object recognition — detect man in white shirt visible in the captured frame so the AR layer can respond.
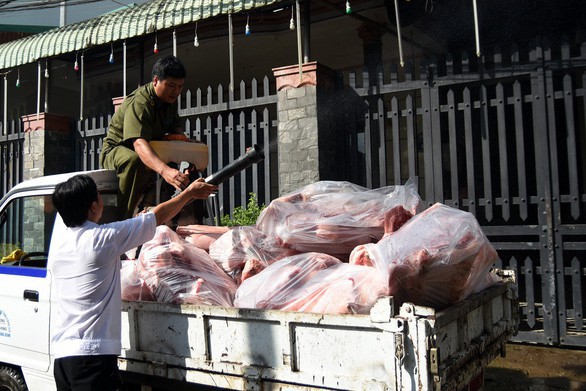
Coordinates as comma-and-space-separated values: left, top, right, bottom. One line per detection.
48, 174, 217, 391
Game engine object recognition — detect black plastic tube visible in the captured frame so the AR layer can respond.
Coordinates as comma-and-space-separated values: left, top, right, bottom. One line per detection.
204, 144, 265, 185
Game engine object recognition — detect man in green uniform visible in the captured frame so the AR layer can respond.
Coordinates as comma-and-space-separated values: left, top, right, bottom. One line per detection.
100, 55, 192, 219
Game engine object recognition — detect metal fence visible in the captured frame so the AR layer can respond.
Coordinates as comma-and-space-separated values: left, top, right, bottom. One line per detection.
341, 36, 586, 347
0, 120, 24, 199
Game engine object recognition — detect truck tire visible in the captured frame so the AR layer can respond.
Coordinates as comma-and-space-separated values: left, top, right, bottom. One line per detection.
0, 366, 27, 391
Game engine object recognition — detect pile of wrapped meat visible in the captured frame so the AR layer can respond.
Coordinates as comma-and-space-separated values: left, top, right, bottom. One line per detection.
122, 179, 501, 314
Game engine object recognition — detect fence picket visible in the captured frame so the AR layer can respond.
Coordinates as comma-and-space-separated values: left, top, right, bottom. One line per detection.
512, 81, 528, 220
390, 97, 400, 185
238, 111, 247, 208
447, 89, 459, 207
563, 74, 580, 218
462, 88, 476, 216
496, 83, 510, 221
479, 85, 493, 221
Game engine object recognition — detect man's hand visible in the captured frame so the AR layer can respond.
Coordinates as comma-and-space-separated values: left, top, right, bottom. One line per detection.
160, 165, 190, 192
184, 178, 218, 199
151, 178, 217, 225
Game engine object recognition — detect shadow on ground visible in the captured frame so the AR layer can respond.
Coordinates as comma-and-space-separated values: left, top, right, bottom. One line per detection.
484, 343, 586, 391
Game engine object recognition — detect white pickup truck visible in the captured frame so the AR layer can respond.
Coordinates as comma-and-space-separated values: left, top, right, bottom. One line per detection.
0, 170, 519, 391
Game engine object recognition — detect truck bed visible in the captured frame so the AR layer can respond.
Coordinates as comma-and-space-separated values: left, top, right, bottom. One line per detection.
119, 269, 518, 391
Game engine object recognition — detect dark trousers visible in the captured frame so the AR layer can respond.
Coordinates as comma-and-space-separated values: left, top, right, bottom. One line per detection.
54, 355, 121, 391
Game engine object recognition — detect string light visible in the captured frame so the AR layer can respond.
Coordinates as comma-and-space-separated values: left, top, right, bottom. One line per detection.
346, 0, 351, 14
16, 68, 20, 88
44, 61, 49, 78
245, 14, 251, 36
153, 34, 159, 54
289, 6, 295, 30
109, 44, 114, 64
194, 23, 199, 47
74, 52, 79, 71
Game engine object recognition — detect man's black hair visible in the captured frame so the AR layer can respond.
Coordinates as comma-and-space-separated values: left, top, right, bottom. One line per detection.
152, 55, 186, 80
52, 174, 99, 227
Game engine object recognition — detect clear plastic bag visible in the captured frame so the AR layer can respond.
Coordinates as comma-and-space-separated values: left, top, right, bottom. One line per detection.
209, 225, 298, 283
121, 259, 155, 302
350, 203, 500, 309
234, 252, 341, 310
138, 226, 237, 306
256, 179, 421, 258
234, 252, 389, 314
176, 224, 229, 252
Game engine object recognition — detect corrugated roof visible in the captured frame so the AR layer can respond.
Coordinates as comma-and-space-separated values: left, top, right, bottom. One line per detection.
0, 0, 283, 70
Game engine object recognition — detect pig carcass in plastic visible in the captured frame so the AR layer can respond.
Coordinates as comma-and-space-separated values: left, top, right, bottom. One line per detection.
137, 225, 237, 306
234, 252, 389, 314
176, 224, 230, 252
255, 180, 421, 259
349, 203, 499, 309
209, 225, 298, 283
121, 259, 155, 302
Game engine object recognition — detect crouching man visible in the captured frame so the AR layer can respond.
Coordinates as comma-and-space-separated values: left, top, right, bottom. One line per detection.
47, 174, 217, 391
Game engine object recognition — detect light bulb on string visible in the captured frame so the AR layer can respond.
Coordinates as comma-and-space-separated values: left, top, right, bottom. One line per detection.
153, 34, 159, 54
245, 14, 251, 36
289, 6, 295, 30
15, 69, 20, 88
346, 0, 351, 14
44, 62, 49, 78
109, 44, 114, 64
194, 23, 199, 47
74, 53, 79, 71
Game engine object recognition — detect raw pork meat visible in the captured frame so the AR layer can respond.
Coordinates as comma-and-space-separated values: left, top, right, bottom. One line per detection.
176, 224, 230, 252
209, 226, 298, 283
279, 263, 390, 314
138, 226, 237, 306
121, 259, 155, 301
349, 203, 499, 309
255, 180, 421, 259
234, 252, 341, 310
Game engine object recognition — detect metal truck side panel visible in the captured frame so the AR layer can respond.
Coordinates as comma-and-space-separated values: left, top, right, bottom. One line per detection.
120, 271, 518, 390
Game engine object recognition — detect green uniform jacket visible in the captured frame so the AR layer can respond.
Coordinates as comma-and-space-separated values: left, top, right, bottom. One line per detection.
101, 82, 181, 157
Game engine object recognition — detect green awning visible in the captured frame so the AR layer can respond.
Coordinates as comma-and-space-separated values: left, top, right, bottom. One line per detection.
0, 0, 283, 70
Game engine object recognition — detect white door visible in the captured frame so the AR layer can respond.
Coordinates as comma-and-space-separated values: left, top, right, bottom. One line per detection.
0, 194, 55, 372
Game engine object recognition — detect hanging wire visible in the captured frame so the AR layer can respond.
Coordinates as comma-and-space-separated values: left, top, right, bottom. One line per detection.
173, 29, 177, 57
194, 23, 200, 46
393, 0, 405, 67
472, 0, 481, 57
289, 5, 295, 30
228, 13, 234, 92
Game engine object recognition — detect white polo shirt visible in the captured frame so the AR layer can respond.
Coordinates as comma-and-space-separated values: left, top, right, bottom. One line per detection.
48, 212, 157, 358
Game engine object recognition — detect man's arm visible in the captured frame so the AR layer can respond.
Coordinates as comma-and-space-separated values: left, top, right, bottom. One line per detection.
151, 178, 217, 225
133, 138, 190, 191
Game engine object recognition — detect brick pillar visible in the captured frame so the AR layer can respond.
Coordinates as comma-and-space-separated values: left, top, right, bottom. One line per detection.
20, 112, 73, 252
112, 96, 125, 112
21, 112, 73, 180
272, 62, 343, 195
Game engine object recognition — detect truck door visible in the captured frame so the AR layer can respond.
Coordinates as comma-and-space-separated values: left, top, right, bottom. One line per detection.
0, 194, 55, 372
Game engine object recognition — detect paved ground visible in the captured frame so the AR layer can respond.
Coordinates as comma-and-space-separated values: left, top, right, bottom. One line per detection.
484, 343, 586, 391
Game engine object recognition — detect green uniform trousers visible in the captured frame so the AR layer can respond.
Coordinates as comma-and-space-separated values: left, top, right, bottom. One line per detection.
100, 145, 151, 220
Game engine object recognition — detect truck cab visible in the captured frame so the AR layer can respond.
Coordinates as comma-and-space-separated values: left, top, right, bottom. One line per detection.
0, 170, 119, 391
